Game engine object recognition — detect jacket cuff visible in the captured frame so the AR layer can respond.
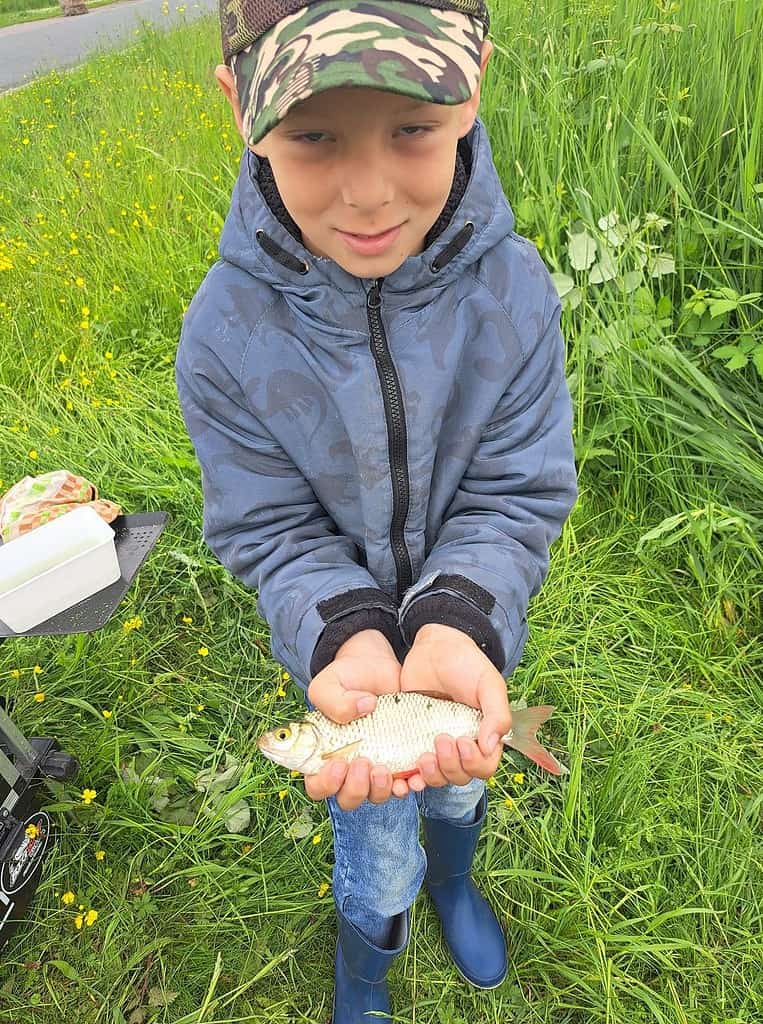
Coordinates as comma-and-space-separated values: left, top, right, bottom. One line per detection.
398, 573, 505, 670
309, 588, 407, 677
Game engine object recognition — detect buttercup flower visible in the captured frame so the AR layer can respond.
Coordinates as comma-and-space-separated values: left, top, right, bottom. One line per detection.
81, 788, 97, 804
34, 692, 46, 703
61, 891, 75, 905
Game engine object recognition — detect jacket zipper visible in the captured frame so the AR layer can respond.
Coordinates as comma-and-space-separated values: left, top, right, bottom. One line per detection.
366, 277, 413, 604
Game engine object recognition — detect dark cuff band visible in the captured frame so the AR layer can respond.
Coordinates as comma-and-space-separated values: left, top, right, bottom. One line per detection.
400, 591, 505, 670
310, 606, 407, 677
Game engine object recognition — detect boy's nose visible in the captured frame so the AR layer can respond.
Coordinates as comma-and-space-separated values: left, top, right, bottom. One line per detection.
339, 149, 396, 215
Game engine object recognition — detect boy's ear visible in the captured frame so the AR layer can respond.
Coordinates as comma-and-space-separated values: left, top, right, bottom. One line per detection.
215, 64, 260, 153
459, 38, 493, 137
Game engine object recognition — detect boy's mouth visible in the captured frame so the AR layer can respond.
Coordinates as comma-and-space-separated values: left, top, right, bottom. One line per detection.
335, 222, 405, 256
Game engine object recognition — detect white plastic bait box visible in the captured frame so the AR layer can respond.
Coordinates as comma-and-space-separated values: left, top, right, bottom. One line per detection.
0, 505, 121, 632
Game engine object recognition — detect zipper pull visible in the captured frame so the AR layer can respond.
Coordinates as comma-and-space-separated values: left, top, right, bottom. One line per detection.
367, 277, 383, 309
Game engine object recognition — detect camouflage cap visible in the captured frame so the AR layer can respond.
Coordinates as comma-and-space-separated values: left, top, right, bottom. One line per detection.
220, 0, 490, 146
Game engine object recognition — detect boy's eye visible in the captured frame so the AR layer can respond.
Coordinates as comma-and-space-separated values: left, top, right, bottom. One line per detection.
292, 126, 432, 144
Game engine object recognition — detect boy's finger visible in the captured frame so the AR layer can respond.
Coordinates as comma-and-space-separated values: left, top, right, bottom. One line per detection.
304, 759, 347, 800
336, 758, 372, 811
457, 736, 501, 779
434, 734, 471, 786
368, 765, 392, 805
417, 753, 448, 788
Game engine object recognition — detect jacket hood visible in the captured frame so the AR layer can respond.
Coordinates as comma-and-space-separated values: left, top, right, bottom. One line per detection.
217, 116, 516, 323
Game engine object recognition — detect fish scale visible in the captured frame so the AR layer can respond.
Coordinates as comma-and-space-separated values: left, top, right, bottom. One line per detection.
304, 692, 483, 776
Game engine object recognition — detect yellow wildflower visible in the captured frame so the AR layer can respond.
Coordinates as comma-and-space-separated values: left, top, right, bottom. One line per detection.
487, 776, 496, 788
312, 834, 322, 845
61, 891, 75, 905
196, 703, 205, 712
33, 665, 43, 674
318, 882, 330, 898
123, 616, 142, 632
58, 352, 67, 364
74, 914, 84, 929
241, 843, 253, 855
10, 669, 20, 678
95, 850, 105, 861
102, 709, 112, 719
277, 687, 287, 697
34, 692, 46, 703
282, 671, 290, 681
504, 797, 515, 809
198, 646, 209, 657
81, 788, 97, 805
85, 909, 98, 926
182, 615, 193, 624
278, 789, 287, 800
512, 772, 525, 785
29, 450, 39, 460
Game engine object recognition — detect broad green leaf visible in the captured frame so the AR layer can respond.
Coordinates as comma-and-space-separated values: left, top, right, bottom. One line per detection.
648, 254, 675, 277
550, 272, 575, 298
589, 250, 618, 284
567, 230, 597, 270
224, 799, 252, 834
708, 299, 739, 318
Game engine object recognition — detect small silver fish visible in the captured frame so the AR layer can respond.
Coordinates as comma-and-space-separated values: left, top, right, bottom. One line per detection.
257, 692, 568, 778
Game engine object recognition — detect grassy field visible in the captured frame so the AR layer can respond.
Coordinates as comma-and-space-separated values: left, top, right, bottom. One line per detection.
0, 0, 762, 1021
0, 0, 128, 31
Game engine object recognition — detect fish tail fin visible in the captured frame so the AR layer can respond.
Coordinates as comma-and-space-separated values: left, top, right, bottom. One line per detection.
501, 705, 569, 777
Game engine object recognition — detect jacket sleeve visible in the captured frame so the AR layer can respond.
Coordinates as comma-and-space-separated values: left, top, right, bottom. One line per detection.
397, 294, 578, 677
175, 339, 406, 692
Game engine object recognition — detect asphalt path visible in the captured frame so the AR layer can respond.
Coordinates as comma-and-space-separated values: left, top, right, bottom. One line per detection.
0, 0, 217, 94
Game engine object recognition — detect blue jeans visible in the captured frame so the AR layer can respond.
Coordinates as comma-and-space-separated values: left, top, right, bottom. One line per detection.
327, 777, 485, 945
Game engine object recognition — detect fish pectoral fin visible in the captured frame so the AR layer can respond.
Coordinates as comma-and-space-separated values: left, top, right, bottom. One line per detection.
321, 740, 363, 761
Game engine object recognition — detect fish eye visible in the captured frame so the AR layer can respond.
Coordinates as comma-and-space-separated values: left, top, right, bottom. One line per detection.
276, 727, 291, 742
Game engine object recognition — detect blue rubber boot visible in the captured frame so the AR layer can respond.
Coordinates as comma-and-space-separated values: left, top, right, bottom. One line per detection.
332, 904, 409, 1023
421, 790, 507, 988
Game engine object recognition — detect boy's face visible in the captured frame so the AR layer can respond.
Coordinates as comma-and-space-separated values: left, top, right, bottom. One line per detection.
215, 39, 493, 278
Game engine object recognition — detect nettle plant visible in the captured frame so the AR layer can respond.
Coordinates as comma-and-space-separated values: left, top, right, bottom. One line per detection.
551, 210, 676, 312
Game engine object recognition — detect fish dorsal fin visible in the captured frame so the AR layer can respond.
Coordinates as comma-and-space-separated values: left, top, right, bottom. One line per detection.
321, 740, 363, 761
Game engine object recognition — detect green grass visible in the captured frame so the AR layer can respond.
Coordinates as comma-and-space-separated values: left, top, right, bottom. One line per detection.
0, 0, 127, 31
0, 1, 761, 1021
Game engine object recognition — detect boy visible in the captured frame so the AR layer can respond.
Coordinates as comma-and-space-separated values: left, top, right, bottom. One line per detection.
175, 1, 578, 1020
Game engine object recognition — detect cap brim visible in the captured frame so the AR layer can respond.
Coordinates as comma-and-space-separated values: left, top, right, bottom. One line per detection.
231, 0, 484, 146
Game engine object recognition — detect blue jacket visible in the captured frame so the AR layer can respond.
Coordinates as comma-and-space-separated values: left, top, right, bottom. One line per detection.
175, 117, 578, 693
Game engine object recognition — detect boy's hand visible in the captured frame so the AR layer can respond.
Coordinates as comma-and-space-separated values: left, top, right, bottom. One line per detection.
399, 623, 511, 788
305, 629, 424, 810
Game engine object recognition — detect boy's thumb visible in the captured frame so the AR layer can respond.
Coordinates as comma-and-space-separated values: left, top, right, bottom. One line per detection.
476, 682, 512, 758
307, 665, 378, 724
